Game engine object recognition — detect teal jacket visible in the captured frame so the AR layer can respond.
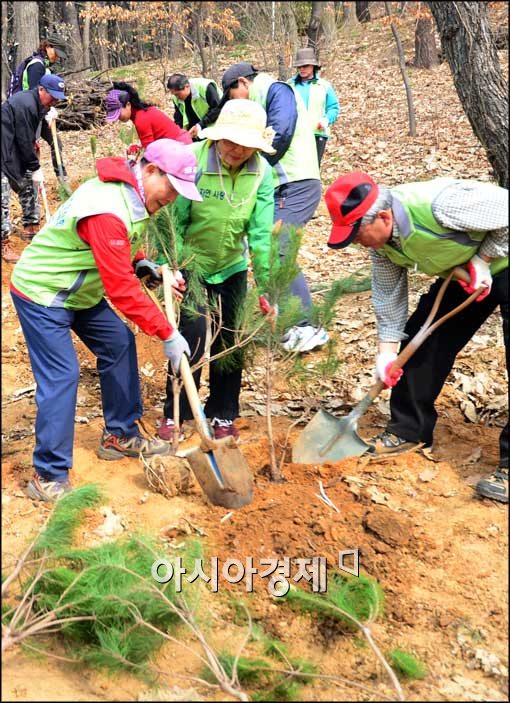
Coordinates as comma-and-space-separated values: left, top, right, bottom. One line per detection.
158, 140, 274, 289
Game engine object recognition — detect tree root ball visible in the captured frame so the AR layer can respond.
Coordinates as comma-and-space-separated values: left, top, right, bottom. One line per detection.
141, 454, 195, 499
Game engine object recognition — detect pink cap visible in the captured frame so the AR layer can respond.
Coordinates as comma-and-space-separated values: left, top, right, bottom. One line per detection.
143, 139, 202, 201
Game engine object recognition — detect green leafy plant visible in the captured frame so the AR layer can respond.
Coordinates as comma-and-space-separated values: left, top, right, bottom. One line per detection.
388, 649, 428, 679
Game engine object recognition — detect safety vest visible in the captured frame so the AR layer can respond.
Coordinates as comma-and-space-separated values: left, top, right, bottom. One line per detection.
11, 177, 149, 309
172, 77, 221, 130
173, 140, 272, 286
288, 76, 332, 136
249, 73, 320, 186
22, 55, 51, 91
379, 179, 508, 277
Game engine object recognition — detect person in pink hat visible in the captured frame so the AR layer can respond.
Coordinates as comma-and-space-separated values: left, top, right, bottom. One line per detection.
104, 81, 191, 150
10, 139, 202, 502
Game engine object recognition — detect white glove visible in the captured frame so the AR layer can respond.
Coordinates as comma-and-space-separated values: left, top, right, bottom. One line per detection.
317, 117, 329, 131
163, 330, 191, 374
45, 106, 58, 125
375, 351, 403, 388
458, 254, 492, 301
32, 168, 44, 184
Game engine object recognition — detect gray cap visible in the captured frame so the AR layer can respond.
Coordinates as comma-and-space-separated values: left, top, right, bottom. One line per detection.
221, 62, 258, 92
293, 47, 320, 67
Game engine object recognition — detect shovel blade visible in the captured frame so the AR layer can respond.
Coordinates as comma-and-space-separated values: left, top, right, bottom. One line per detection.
186, 444, 253, 509
292, 409, 372, 464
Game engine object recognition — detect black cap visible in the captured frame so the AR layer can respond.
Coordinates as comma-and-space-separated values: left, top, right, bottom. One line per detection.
221, 62, 257, 92
46, 32, 68, 60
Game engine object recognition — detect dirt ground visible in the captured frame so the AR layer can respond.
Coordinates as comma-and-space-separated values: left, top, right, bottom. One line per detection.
1, 10, 508, 703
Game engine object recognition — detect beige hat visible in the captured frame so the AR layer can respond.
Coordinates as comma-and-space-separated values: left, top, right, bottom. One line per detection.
199, 99, 276, 154
293, 47, 320, 67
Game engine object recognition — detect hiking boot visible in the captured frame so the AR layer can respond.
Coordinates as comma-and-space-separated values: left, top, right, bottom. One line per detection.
26, 474, 72, 502
211, 418, 240, 441
281, 325, 329, 353
1, 239, 20, 263
20, 223, 40, 241
475, 467, 508, 504
97, 431, 170, 460
367, 431, 420, 455
157, 417, 184, 442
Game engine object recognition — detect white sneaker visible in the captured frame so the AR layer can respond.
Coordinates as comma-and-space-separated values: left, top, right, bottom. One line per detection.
281, 325, 330, 353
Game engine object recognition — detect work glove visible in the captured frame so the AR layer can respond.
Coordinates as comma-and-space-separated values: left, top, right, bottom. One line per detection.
188, 124, 202, 139
375, 351, 403, 388
163, 330, 191, 374
134, 259, 162, 289
31, 168, 44, 184
45, 106, 58, 125
126, 143, 142, 162
458, 254, 492, 302
259, 295, 278, 319
317, 117, 329, 132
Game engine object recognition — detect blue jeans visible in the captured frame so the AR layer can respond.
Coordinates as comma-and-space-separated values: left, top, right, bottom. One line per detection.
274, 178, 322, 314
11, 293, 143, 482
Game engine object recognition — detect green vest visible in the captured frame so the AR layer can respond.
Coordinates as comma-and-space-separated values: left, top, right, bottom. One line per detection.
249, 73, 320, 186
171, 140, 271, 285
288, 76, 331, 136
172, 77, 221, 130
22, 56, 50, 91
11, 178, 149, 309
379, 179, 508, 277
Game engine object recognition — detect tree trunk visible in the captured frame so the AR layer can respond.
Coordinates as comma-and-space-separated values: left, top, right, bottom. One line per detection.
384, 1, 416, 136
96, 2, 109, 71
14, 1, 39, 65
82, 12, 90, 69
414, 16, 438, 68
356, 1, 371, 23
60, 1, 83, 71
307, 1, 324, 50
342, 2, 358, 27
428, 1, 508, 187
2, 2, 10, 99
322, 1, 337, 45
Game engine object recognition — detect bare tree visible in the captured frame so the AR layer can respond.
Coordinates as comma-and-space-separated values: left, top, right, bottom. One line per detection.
1, 2, 10, 99
96, 2, 109, 71
14, 1, 39, 66
414, 14, 439, 68
82, 11, 90, 69
342, 2, 359, 28
428, 1, 508, 187
356, 1, 371, 23
384, 1, 416, 136
307, 1, 325, 50
60, 1, 84, 71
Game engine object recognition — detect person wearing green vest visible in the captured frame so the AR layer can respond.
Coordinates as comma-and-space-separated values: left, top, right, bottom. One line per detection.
288, 47, 340, 166
155, 99, 277, 442
167, 74, 222, 140
220, 62, 329, 354
325, 172, 509, 503
10, 139, 202, 502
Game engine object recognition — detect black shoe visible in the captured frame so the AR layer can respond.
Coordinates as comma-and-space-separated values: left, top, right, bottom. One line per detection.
367, 431, 420, 456
475, 468, 508, 504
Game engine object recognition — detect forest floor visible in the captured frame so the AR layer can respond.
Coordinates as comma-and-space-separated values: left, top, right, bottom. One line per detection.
1, 8, 508, 702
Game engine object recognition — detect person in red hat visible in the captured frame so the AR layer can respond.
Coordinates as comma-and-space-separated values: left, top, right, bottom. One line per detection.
325, 172, 508, 503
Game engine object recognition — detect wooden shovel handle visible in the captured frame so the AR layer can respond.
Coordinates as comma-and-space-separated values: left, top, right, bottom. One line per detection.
367, 265, 484, 402
50, 120, 64, 169
161, 265, 213, 441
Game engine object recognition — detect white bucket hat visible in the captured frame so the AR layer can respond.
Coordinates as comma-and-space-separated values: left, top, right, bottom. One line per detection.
199, 99, 276, 154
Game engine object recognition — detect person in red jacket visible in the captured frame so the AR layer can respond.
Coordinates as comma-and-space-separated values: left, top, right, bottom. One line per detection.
105, 81, 192, 147
10, 139, 202, 502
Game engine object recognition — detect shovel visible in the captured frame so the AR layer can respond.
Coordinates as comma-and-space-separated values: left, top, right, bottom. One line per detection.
162, 265, 254, 509
50, 120, 72, 196
292, 267, 485, 464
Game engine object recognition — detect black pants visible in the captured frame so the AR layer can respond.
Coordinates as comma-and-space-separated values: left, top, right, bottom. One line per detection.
164, 270, 247, 422
387, 269, 509, 467
40, 120, 67, 177
315, 136, 328, 166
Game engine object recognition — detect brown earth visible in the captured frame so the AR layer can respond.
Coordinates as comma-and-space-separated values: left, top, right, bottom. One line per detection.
1, 8, 508, 702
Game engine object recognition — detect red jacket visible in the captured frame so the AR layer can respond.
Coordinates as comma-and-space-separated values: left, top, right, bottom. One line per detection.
131, 106, 192, 147
11, 157, 172, 340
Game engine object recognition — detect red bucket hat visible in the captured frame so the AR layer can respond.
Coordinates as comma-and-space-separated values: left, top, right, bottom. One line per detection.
325, 172, 379, 249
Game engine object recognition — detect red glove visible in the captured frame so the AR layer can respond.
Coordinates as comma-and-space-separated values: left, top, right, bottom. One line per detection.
375, 351, 403, 388
126, 144, 142, 161
458, 255, 492, 302
259, 295, 278, 318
